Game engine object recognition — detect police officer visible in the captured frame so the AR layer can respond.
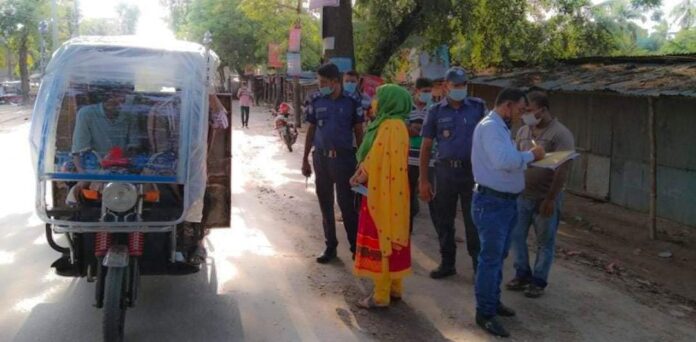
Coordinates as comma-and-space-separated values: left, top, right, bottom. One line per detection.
419, 67, 486, 279
302, 63, 365, 264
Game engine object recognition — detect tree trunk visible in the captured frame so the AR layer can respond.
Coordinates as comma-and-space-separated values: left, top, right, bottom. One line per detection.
5, 45, 12, 80
322, 0, 354, 70
19, 32, 30, 105
365, 3, 425, 76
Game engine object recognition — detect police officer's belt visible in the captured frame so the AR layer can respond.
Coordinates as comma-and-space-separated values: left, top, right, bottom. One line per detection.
315, 148, 355, 159
436, 159, 471, 168
474, 184, 519, 200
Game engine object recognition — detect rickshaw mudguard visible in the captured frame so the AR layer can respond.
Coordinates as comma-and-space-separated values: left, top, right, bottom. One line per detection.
203, 93, 232, 229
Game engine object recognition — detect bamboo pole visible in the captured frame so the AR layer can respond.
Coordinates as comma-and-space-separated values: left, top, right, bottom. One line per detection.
648, 97, 657, 240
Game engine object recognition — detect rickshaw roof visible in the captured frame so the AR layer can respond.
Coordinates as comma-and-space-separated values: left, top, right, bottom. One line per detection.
58, 36, 214, 55
46, 36, 220, 83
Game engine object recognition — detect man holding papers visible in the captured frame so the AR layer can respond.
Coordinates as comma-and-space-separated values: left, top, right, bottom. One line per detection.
506, 90, 576, 299
471, 88, 545, 338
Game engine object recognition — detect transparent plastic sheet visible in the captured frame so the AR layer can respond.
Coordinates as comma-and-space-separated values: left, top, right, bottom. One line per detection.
30, 36, 219, 223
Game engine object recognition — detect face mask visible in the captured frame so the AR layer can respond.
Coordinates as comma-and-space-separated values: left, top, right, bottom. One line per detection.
522, 113, 541, 126
343, 82, 357, 93
418, 92, 433, 104
319, 86, 333, 96
448, 86, 468, 102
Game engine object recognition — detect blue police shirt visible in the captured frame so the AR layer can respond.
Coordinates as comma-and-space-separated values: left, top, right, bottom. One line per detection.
421, 97, 486, 161
305, 91, 365, 150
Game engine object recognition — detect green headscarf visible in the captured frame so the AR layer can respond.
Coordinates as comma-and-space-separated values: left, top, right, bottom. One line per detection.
356, 84, 412, 162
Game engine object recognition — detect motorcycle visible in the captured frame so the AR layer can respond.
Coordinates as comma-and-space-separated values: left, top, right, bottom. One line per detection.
271, 103, 298, 152
29, 36, 231, 342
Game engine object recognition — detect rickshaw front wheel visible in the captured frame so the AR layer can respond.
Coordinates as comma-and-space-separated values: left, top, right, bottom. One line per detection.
103, 267, 127, 342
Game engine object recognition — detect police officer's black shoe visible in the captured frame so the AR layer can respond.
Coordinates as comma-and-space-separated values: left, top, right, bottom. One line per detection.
496, 303, 516, 317
316, 248, 337, 264
429, 265, 457, 279
476, 314, 510, 338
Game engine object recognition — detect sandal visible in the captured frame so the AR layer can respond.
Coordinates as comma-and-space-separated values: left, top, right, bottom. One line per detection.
390, 295, 402, 302
188, 245, 207, 265
356, 296, 388, 310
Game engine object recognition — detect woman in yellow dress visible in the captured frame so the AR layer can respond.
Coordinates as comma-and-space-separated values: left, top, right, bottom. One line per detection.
350, 84, 412, 309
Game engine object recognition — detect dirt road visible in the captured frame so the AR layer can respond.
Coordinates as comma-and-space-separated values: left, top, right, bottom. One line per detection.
0, 103, 694, 341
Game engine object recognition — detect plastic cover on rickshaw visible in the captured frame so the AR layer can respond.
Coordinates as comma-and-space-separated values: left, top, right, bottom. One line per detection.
30, 36, 219, 224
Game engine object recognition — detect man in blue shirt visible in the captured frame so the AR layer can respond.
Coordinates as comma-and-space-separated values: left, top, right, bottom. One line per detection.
302, 63, 365, 264
419, 67, 486, 279
470, 88, 544, 338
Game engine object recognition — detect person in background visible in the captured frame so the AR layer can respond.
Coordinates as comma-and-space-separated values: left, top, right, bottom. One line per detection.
407, 77, 437, 233
506, 90, 575, 298
470, 88, 545, 338
343, 70, 372, 113
419, 67, 486, 279
237, 81, 254, 128
302, 63, 365, 264
350, 84, 411, 309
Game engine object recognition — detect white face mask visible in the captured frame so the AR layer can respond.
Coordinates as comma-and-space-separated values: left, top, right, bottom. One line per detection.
522, 112, 541, 126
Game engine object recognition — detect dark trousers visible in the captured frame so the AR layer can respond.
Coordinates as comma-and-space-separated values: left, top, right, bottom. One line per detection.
472, 192, 517, 317
312, 151, 358, 253
432, 165, 480, 269
407, 165, 437, 234
240, 106, 250, 125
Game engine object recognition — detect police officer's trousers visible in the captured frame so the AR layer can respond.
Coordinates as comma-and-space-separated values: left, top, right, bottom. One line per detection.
432, 166, 480, 270
407, 165, 437, 234
312, 151, 359, 253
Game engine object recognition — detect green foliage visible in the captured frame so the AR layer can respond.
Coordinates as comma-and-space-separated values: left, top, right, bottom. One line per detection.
166, 0, 321, 74
115, 2, 140, 35
661, 28, 696, 53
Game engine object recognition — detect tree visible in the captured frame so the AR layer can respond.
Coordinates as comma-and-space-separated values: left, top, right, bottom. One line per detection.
166, 0, 322, 73
0, 0, 45, 103
81, 18, 121, 36
671, 0, 696, 29
115, 2, 140, 35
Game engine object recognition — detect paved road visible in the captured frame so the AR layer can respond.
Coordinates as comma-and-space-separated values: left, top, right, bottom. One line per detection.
0, 103, 694, 341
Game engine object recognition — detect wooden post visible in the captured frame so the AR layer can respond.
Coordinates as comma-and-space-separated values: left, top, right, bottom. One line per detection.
648, 97, 657, 240
293, 77, 302, 128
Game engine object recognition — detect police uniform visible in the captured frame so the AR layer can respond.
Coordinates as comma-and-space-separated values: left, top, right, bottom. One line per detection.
422, 96, 486, 272
305, 90, 365, 254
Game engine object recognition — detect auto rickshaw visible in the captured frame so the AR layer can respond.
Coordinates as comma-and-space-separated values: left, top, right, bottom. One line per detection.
29, 36, 231, 341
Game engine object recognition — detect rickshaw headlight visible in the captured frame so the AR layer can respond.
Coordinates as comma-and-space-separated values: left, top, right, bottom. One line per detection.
102, 183, 138, 213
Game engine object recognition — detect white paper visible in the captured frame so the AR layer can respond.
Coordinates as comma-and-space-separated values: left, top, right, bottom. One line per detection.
323, 37, 335, 51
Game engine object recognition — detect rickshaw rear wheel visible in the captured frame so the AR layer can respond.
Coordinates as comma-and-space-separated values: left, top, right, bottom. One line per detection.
103, 267, 127, 342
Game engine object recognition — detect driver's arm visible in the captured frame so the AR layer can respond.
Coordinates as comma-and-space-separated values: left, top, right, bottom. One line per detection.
71, 108, 91, 172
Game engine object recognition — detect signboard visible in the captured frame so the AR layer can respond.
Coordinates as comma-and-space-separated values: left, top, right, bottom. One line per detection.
309, 0, 340, 10
361, 74, 383, 99
329, 57, 352, 73
287, 52, 302, 76
288, 27, 301, 53
268, 43, 284, 68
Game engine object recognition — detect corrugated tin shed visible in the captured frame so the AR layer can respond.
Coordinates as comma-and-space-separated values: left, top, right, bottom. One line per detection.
470, 54, 696, 98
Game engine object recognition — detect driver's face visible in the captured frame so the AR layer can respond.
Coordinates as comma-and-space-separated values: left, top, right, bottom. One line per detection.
104, 92, 127, 111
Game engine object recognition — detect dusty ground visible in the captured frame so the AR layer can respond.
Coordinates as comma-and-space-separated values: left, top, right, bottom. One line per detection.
0, 103, 694, 341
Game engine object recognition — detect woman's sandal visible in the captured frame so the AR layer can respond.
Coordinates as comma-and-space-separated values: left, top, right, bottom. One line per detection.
356, 296, 389, 310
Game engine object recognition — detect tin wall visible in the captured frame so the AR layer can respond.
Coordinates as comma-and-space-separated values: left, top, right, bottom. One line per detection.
469, 84, 696, 227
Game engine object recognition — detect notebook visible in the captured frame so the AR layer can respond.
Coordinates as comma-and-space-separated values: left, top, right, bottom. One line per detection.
530, 151, 580, 170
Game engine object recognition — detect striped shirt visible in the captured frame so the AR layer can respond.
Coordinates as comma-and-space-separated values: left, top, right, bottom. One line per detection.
408, 104, 435, 167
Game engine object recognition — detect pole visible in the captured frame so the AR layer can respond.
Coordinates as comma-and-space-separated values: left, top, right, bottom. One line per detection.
51, 0, 58, 50
321, 0, 354, 69
648, 97, 657, 240
73, 0, 80, 37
